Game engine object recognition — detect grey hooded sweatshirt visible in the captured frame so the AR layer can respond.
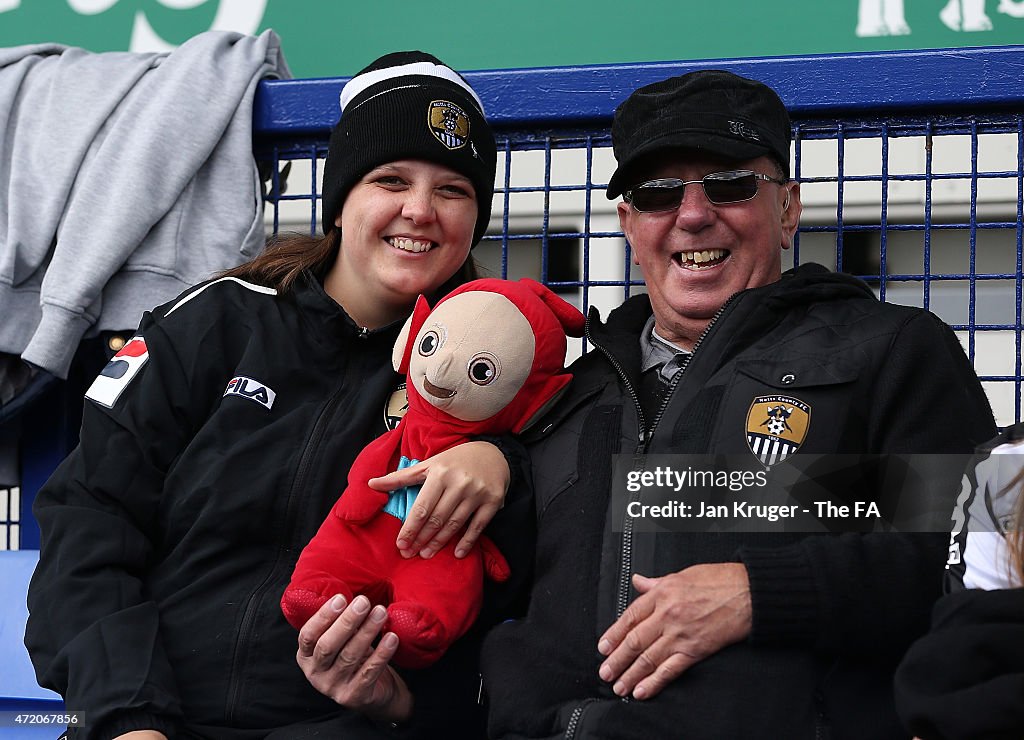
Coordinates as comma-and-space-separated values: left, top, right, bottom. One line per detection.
0, 29, 290, 378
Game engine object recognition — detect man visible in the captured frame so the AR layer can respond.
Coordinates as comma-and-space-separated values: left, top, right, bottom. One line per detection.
480, 70, 997, 738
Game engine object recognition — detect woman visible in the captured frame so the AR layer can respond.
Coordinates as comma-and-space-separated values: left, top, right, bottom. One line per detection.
895, 422, 1024, 739
26, 51, 519, 739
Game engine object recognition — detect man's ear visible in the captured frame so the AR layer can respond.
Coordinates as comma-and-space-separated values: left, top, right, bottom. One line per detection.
617, 201, 640, 264
780, 181, 802, 251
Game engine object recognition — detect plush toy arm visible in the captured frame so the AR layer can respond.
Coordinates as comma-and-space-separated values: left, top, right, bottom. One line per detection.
520, 278, 586, 336
333, 430, 402, 523
478, 535, 511, 583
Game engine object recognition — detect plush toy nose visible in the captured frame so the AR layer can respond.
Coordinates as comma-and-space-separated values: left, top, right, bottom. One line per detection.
419, 351, 458, 399
423, 377, 456, 399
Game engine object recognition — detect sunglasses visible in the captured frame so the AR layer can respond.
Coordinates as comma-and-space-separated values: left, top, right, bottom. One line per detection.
624, 170, 788, 212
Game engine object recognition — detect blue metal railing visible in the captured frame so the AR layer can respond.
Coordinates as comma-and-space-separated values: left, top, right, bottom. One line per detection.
252, 47, 1024, 133
6, 46, 1024, 550
253, 45, 1024, 431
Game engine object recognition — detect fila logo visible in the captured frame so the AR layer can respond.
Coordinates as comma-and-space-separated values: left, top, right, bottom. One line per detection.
224, 376, 276, 410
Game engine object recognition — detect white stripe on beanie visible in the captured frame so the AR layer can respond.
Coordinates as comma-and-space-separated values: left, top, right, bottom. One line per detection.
339, 60, 485, 115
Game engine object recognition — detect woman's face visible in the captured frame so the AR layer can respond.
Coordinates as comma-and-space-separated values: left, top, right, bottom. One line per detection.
326, 159, 478, 328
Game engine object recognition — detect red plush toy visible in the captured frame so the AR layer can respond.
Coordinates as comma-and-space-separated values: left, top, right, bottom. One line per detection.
281, 278, 585, 668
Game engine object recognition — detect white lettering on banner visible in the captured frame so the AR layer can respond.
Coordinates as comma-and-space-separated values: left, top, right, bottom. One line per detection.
0, 0, 20, 12
940, 0, 993, 31
154, 0, 206, 8
857, 0, 1024, 36
130, 0, 268, 51
58, 0, 268, 52
999, 0, 1024, 17
66, 0, 118, 13
857, 0, 911, 36
130, 9, 185, 52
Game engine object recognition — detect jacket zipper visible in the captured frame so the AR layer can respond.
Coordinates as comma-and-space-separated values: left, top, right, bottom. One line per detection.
225, 385, 346, 721
564, 698, 598, 739
585, 320, 649, 621
590, 295, 739, 621
814, 688, 830, 740
565, 297, 738, 728
585, 320, 647, 447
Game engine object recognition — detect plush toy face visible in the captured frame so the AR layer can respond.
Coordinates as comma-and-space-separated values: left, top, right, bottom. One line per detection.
408, 291, 534, 422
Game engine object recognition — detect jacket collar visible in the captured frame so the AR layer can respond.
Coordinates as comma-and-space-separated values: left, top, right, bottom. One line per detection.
584, 262, 877, 383
294, 269, 405, 348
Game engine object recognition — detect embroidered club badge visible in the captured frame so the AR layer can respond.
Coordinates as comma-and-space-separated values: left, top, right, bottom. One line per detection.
746, 395, 811, 467
385, 383, 409, 431
428, 100, 470, 149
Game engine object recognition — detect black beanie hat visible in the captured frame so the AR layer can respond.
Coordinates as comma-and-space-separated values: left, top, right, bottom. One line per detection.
321, 51, 497, 245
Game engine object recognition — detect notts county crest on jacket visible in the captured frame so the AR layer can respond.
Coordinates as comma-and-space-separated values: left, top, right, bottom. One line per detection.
385, 382, 409, 431
746, 395, 811, 466
428, 100, 469, 149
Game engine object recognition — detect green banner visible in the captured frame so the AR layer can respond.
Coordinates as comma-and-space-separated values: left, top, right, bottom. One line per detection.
1, 0, 1023, 78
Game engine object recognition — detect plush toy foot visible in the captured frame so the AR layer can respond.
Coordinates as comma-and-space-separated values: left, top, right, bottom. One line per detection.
281, 579, 354, 630
386, 601, 450, 669
281, 588, 331, 630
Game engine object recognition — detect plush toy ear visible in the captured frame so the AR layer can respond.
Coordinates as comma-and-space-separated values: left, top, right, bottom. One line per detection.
518, 278, 586, 337
393, 295, 432, 373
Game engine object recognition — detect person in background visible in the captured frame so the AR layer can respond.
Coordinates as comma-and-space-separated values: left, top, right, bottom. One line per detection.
480, 69, 997, 739
26, 51, 526, 740
896, 422, 1024, 739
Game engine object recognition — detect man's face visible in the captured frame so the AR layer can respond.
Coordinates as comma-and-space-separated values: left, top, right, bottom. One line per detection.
617, 153, 801, 345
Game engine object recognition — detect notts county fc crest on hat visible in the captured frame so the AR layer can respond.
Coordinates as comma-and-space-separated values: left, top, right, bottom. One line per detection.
429, 100, 470, 149
746, 395, 811, 467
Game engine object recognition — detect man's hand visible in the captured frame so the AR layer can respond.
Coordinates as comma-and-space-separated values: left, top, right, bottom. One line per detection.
368, 440, 509, 559
297, 594, 413, 723
596, 563, 752, 700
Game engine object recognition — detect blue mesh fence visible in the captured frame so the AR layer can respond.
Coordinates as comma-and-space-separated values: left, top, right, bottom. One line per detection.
5, 47, 1024, 548
254, 47, 1024, 432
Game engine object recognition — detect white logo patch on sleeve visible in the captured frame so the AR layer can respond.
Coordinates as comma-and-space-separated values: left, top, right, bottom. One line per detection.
85, 336, 149, 408
223, 376, 276, 410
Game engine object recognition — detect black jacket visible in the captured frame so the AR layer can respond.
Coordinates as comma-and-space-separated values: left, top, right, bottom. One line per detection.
894, 587, 1024, 740
481, 264, 997, 740
26, 271, 525, 740
895, 423, 1024, 740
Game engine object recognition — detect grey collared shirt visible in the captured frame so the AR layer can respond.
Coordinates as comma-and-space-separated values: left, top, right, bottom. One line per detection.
639, 314, 691, 384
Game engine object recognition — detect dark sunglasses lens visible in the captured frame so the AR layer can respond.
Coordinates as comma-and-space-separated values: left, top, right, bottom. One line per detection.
632, 183, 685, 212
704, 173, 758, 204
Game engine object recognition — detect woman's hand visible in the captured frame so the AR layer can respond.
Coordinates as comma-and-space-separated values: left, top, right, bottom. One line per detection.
368, 440, 509, 559
296, 595, 413, 724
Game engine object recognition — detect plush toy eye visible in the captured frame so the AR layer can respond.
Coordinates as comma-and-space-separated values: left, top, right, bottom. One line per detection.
468, 354, 500, 386
418, 330, 441, 356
